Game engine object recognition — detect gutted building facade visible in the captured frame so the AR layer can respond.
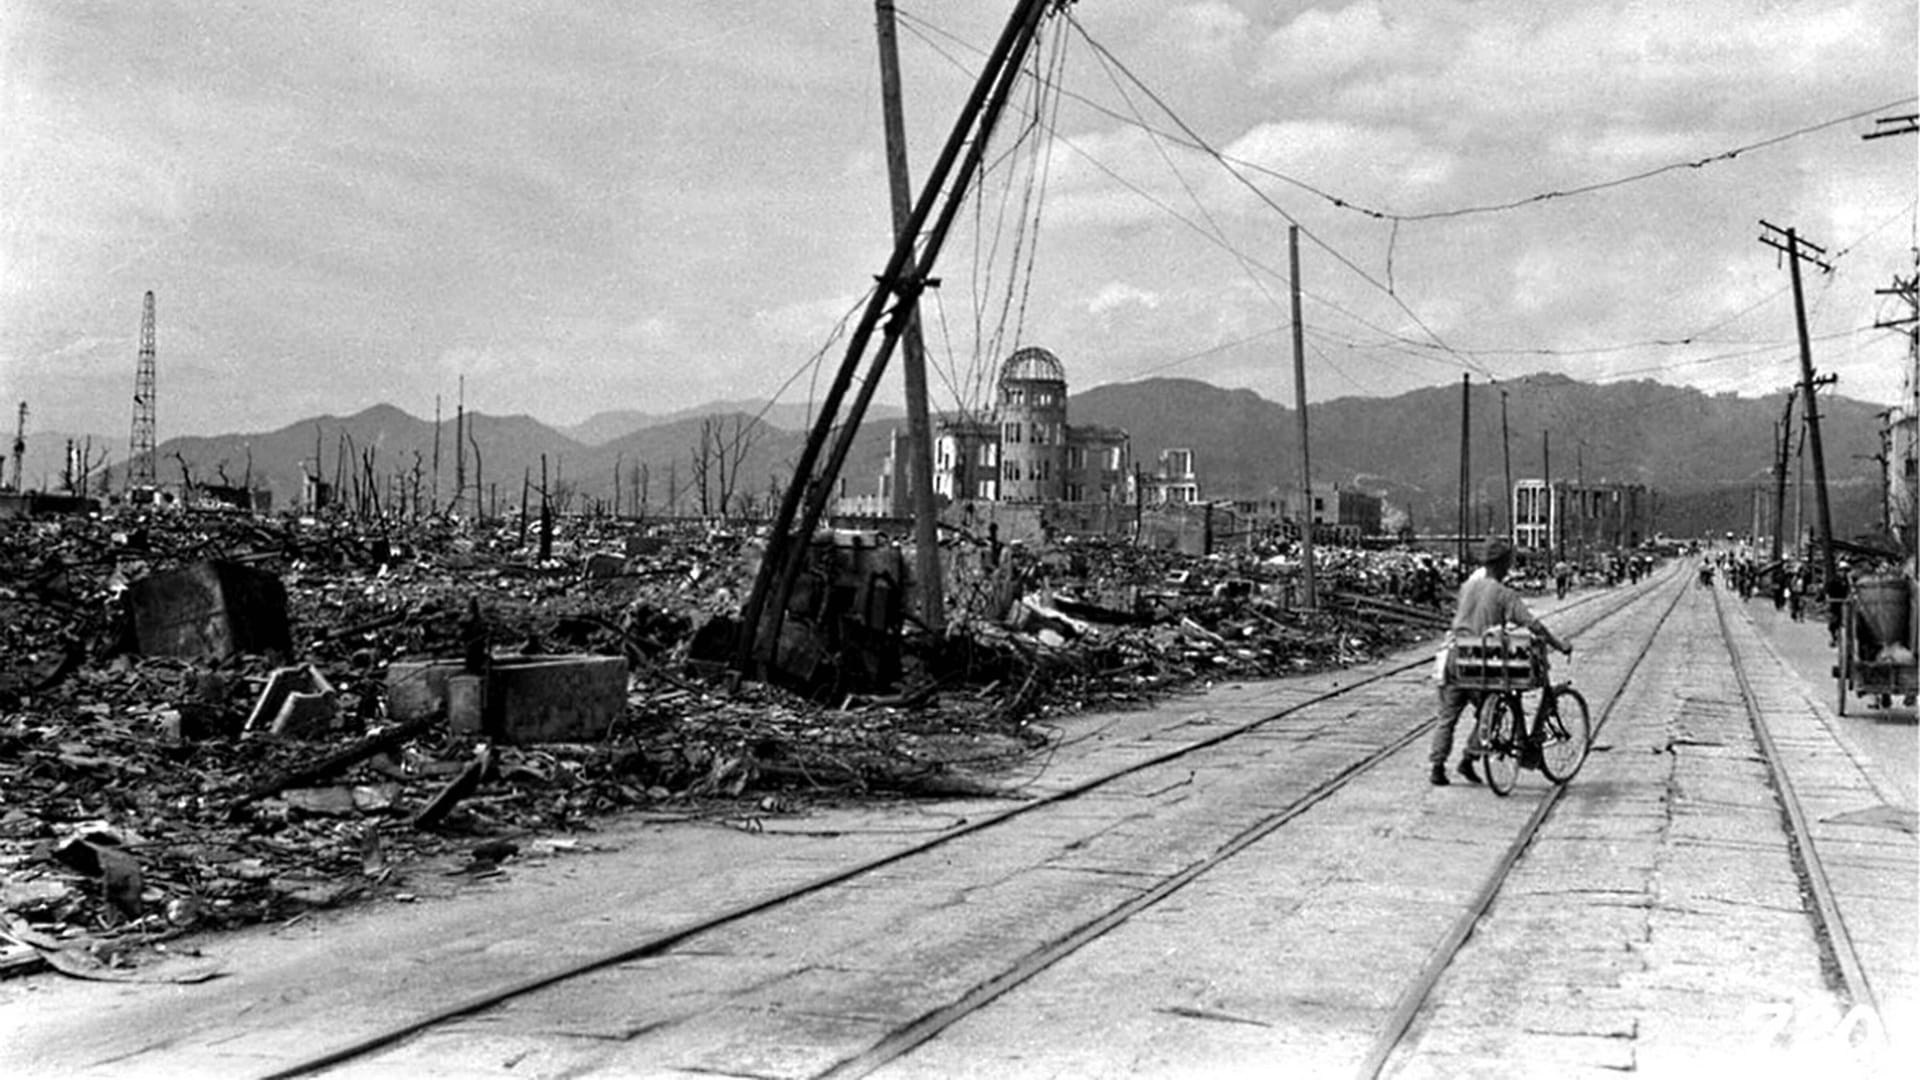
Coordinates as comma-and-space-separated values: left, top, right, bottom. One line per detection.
925, 346, 1131, 507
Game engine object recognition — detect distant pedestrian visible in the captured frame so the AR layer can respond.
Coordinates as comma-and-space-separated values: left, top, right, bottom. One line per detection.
1826, 560, 1852, 647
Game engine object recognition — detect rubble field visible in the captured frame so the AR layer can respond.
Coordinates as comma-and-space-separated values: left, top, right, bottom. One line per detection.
0, 511, 1450, 981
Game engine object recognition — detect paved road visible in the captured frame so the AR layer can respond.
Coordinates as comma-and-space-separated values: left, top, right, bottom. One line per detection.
2, 565, 1911, 1078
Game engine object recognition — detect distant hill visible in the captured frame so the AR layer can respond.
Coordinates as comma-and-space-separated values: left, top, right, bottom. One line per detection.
562, 400, 903, 446
1069, 373, 1889, 539
59, 375, 1891, 538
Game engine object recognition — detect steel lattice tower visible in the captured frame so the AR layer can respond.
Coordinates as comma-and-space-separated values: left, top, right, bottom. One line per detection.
128, 290, 157, 490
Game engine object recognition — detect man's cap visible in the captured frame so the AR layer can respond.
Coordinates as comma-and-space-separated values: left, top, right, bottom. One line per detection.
1481, 538, 1514, 565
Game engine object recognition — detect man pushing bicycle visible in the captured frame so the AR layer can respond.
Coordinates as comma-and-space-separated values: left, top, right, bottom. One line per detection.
1430, 538, 1573, 787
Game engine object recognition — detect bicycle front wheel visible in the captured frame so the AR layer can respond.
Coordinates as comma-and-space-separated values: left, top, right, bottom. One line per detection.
1483, 695, 1521, 796
1536, 687, 1591, 783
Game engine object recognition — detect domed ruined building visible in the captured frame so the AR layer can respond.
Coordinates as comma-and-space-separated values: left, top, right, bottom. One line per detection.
858, 346, 1132, 516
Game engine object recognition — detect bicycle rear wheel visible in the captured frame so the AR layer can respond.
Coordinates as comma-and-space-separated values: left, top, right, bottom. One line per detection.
1483, 695, 1521, 796
1536, 687, 1591, 783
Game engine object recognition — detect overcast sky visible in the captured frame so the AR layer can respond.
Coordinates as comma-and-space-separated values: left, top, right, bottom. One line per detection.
2, 1, 1915, 441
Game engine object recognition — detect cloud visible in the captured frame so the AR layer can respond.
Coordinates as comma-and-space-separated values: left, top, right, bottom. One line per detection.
750, 293, 869, 348
1087, 282, 1161, 317
1162, 2, 1252, 63
1253, 1, 1406, 88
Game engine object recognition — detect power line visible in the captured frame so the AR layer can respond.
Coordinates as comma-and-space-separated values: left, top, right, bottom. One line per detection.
895, 5, 1914, 226
1060, 10, 1487, 379
897, 11, 1495, 384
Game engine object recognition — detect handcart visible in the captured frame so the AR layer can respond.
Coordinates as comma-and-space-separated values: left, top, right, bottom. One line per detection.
1833, 574, 1917, 715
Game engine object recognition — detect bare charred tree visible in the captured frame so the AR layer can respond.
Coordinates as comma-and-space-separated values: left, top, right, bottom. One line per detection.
519, 467, 531, 548
690, 419, 716, 519
409, 450, 425, 522
715, 414, 760, 519
172, 451, 197, 500
83, 438, 108, 496
466, 429, 483, 523
538, 454, 553, 560
360, 445, 382, 519
335, 432, 354, 512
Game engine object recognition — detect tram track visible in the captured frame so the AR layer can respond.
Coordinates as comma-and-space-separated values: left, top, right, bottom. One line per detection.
1707, 582, 1883, 1041
1359, 563, 1890, 1076
263, 567, 1685, 1080
1358, 562, 1693, 1077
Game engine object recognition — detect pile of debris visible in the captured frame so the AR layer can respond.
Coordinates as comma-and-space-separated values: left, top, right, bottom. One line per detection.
0, 513, 1445, 979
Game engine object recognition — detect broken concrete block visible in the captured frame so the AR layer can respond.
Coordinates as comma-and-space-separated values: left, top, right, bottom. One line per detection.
245, 666, 309, 732
385, 661, 457, 722
270, 691, 336, 739
128, 560, 291, 660
386, 655, 628, 743
447, 673, 486, 735
584, 552, 627, 580
246, 665, 337, 737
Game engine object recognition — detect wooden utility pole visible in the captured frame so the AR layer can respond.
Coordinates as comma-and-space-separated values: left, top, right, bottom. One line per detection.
874, 0, 944, 634
1456, 374, 1470, 567
1770, 388, 1796, 566
1499, 389, 1512, 542
454, 376, 467, 518
1759, 221, 1837, 586
432, 394, 442, 512
738, 0, 1055, 670
1542, 430, 1553, 560
1289, 225, 1316, 608
1576, 441, 1586, 567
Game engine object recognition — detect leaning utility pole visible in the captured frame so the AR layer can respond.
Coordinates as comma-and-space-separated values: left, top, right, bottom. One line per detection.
874, 0, 944, 633
128, 290, 158, 491
1770, 388, 1797, 566
1759, 221, 1837, 587
1289, 225, 1316, 608
738, 0, 1057, 672
1456, 374, 1470, 567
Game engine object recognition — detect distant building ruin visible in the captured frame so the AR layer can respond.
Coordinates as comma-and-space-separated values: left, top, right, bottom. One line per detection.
1513, 479, 1653, 557
848, 346, 1132, 516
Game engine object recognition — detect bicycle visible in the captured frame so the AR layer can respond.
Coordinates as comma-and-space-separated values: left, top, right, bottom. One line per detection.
1453, 628, 1592, 796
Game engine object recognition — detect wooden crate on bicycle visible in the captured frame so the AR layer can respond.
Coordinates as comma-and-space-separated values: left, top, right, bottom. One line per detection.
1449, 628, 1546, 691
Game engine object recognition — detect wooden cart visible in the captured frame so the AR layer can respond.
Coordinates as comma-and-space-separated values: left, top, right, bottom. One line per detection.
1833, 576, 1917, 715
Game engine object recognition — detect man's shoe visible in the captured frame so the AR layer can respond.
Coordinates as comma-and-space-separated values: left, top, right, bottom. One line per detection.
1456, 757, 1482, 784
1429, 764, 1450, 786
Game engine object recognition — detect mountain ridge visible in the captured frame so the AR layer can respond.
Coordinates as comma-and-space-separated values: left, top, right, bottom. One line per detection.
20, 375, 1891, 539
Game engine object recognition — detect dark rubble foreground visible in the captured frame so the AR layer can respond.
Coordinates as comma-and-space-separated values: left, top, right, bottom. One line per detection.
0, 511, 1443, 981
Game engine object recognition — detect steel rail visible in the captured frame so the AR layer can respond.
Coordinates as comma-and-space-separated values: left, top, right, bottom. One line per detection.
1707, 584, 1883, 1040
260, 570, 1671, 1079
1357, 565, 1692, 1078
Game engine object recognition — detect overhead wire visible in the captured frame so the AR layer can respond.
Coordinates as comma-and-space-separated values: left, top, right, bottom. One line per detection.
1007, 27, 1074, 355
1057, 10, 1491, 380
891, 10, 1479, 391
900, 14, 1501, 386
894, 4, 1912, 397
899, 5, 1915, 225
